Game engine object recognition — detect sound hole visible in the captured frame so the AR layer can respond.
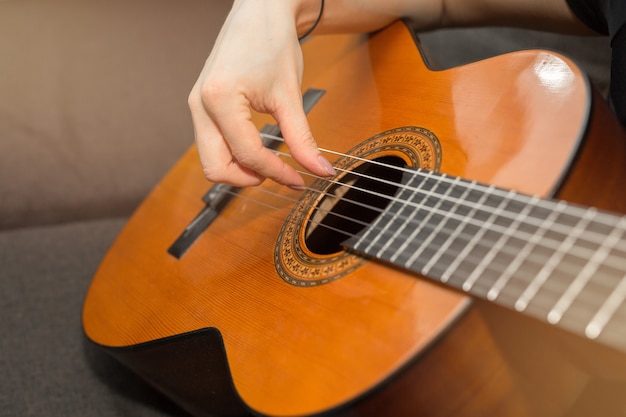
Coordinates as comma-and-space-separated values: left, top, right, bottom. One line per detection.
305, 156, 406, 255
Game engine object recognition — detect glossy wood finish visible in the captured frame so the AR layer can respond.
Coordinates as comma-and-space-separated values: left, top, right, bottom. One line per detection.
83, 21, 626, 417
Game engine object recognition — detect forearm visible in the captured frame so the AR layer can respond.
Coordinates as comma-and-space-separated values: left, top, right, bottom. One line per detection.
294, 0, 442, 36
293, 0, 596, 37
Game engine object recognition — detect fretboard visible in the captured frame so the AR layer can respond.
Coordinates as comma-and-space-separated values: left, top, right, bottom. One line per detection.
342, 168, 626, 354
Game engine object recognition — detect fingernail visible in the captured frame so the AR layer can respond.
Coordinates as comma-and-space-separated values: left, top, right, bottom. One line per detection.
318, 155, 336, 176
289, 184, 306, 191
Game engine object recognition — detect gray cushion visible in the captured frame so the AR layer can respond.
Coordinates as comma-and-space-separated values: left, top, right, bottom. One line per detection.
0, 218, 190, 416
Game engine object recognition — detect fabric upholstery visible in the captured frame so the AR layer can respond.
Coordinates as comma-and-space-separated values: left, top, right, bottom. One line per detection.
0, 218, 190, 416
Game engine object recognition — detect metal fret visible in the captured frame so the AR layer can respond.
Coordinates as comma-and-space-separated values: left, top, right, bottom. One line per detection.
342, 167, 626, 355
514, 201, 590, 312
546, 209, 617, 325
439, 183, 497, 283
461, 189, 528, 292
586, 273, 626, 339
486, 195, 542, 301
420, 181, 473, 275
356, 171, 428, 255
401, 175, 459, 268
384, 173, 446, 262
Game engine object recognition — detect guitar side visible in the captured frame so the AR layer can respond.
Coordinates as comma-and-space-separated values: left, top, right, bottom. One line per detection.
82, 21, 626, 417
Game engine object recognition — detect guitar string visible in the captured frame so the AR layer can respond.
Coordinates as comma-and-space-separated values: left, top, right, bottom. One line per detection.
291, 157, 626, 328
307, 160, 626, 256
226, 175, 624, 301
295, 163, 626, 313
228, 185, 626, 330
261, 132, 625, 235
258, 132, 626, 270
262, 132, 625, 335
261, 147, 626, 263
215, 133, 626, 320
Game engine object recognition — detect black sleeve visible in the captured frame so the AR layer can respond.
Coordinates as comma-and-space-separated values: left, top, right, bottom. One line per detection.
567, 0, 626, 126
566, 0, 609, 35
567, 0, 626, 42
609, 27, 626, 126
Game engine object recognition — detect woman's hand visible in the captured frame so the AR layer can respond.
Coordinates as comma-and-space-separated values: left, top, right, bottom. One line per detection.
188, 0, 335, 188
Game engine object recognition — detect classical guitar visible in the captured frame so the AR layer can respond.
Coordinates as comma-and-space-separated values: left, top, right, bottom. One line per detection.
83, 21, 626, 417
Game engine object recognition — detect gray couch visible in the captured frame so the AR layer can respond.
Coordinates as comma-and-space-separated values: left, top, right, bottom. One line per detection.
0, 1, 612, 415
1, 1, 232, 416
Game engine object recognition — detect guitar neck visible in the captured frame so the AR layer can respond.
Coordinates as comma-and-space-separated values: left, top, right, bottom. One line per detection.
343, 167, 626, 354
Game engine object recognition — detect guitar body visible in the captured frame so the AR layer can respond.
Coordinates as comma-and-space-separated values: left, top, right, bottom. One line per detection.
83, 22, 626, 417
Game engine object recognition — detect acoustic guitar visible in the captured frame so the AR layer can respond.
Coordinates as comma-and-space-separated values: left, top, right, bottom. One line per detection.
83, 21, 626, 417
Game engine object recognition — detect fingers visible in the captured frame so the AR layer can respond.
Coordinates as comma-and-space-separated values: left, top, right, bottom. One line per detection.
187, 1, 336, 189
191, 64, 336, 188
191, 82, 307, 188
191, 111, 264, 188
273, 92, 337, 179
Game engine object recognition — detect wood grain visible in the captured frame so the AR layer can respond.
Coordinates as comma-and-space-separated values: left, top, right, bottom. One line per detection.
83, 21, 626, 417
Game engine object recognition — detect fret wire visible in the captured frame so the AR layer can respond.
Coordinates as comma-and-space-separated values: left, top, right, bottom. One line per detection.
374, 203, 624, 295
586, 272, 626, 339
246, 182, 625, 278
237, 186, 625, 322
439, 184, 498, 283
344, 178, 623, 300
514, 201, 577, 312
361, 169, 436, 255
554, 254, 625, 281
266, 135, 624, 233
461, 188, 524, 292
400, 179, 469, 271
423, 180, 484, 283
249, 142, 626, 318
394, 175, 459, 265
486, 195, 543, 300
502, 204, 565, 311
377, 171, 440, 260
293, 162, 626, 253
368, 208, 625, 278
421, 214, 619, 288
245, 179, 625, 300
549, 217, 626, 327
487, 253, 623, 301
326, 167, 626, 265
471, 259, 623, 311
386, 188, 600, 282
336, 184, 623, 308
507, 256, 625, 313
420, 183, 474, 275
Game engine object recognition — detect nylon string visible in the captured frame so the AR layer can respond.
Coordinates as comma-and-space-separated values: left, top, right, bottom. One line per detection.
217, 132, 626, 320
